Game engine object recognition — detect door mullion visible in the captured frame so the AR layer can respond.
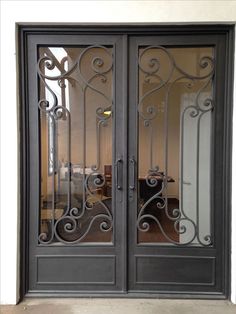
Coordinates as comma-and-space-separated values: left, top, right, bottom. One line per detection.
121, 34, 128, 292
127, 36, 139, 291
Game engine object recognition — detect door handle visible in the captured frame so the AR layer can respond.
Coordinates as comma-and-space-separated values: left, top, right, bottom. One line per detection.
129, 157, 135, 190
116, 158, 123, 190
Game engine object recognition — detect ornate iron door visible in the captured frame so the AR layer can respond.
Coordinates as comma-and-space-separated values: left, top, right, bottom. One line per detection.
128, 35, 229, 295
26, 35, 127, 293
21, 27, 231, 297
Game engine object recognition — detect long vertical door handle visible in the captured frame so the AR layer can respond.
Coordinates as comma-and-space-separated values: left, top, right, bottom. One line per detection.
129, 157, 135, 190
116, 158, 123, 190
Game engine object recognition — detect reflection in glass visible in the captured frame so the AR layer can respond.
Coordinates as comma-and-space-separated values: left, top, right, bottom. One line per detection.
39, 46, 113, 244
137, 47, 214, 246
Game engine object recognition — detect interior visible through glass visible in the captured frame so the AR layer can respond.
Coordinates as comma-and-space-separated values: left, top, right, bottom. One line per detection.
39, 46, 113, 244
137, 46, 214, 246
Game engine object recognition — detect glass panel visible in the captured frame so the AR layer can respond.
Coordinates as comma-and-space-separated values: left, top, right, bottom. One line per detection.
137, 46, 214, 246
38, 46, 113, 244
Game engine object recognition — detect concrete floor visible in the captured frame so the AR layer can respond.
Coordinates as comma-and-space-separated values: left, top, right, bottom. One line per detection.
1, 299, 236, 314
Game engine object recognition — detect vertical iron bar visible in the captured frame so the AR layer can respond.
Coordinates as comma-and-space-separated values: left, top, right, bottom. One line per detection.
82, 89, 86, 210
49, 113, 55, 242
164, 89, 169, 212
196, 112, 201, 243
96, 120, 101, 170
149, 122, 154, 170
180, 107, 189, 219
67, 109, 71, 209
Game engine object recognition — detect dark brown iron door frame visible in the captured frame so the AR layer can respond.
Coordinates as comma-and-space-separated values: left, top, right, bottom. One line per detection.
18, 24, 234, 299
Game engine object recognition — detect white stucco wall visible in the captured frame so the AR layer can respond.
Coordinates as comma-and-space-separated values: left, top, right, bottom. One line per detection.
0, 0, 236, 305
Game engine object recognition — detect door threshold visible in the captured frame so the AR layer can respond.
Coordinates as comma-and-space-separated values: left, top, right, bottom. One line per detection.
24, 291, 227, 300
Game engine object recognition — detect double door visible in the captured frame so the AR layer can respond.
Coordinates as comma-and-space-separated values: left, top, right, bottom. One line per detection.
24, 30, 229, 296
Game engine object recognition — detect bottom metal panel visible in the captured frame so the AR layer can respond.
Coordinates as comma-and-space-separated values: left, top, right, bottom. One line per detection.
135, 255, 215, 286
36, 255, 116, 285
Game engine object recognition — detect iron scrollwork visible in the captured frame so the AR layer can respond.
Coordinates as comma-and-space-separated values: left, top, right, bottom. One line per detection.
38, 45, 113, 245
137, 46, 215, 246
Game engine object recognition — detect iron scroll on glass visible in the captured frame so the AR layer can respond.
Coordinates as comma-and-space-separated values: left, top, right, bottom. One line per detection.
137, 46, 214, 246
38, 46, 114, 244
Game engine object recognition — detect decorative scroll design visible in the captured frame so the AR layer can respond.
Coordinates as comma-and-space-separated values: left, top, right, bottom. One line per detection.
137, 46, 215, 246
38, 46, 113, 245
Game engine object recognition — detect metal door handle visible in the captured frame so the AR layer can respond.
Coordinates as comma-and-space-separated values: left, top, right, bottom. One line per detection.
116, 158, 122, 190
129, 157, 135, 190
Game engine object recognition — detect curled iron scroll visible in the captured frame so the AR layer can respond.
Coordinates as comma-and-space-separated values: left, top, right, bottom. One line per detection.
38, 45, 113, 245
137, 46, 214, 246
